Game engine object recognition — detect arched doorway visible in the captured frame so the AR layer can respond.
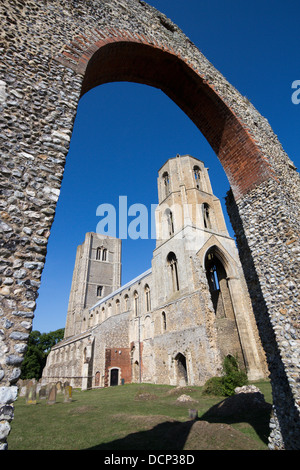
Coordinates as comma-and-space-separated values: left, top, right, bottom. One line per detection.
175, 353, 188, 386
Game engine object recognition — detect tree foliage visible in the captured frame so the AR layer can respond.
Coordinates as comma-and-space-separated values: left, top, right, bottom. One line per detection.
20, 328, 64, 380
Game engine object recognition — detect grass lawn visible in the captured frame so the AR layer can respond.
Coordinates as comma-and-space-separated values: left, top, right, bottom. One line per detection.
8, 381, 272, 451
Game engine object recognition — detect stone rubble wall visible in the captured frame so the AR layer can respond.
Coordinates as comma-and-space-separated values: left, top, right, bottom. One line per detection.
0, 0, 299, 449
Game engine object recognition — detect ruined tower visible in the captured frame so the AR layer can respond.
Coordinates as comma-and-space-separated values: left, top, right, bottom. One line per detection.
64, 233, 121, 337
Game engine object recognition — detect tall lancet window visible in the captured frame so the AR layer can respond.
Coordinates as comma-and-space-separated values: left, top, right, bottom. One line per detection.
193, 165, 201, 189
102, 248, 107, 261
145, 284, 151, 312
133, 291, 139, 316
97, 285, 103, 297
165, 208, 174, 236
96, 247, 102, 260
167, 252, 179, 292
162, 171, 170, 199
203, 203, 212, 229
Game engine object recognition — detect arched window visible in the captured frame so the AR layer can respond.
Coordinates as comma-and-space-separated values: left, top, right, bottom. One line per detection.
162, 311, 167, 331
97, 285, 103, 297
203, 203, 211, 229
145, 284, 151, 312
102, 248, 107, 261
162, 171, 170, 198
165, 208, 174, 236
167, 252, 179, 292
116, 298, 120, 312
124, 294, 129, 311
96, 247, 102, 260
205, 248, 234, 319
133, 291, 139, 316
193, 165, 201, 189
108, 303, 112, 316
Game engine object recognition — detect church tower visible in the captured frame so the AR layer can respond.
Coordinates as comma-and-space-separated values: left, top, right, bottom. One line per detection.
64, 232, 121, 338
151, 154, 266, 380
155, 153, 229, 248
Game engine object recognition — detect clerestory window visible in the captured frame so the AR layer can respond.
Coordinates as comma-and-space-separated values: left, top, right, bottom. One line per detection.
167, 251, 179, 292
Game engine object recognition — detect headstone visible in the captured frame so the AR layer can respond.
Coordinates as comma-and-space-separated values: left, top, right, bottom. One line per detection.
26, 383, 37, 405
19, 385, 27, 397
56, 381, 62, 393
188, 409, 198, 420
38, 385, 48, 400
47, 384, 56, 405
64, 385, 72, 403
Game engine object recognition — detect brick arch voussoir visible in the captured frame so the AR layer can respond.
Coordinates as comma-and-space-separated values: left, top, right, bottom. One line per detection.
54, 27, 277, 200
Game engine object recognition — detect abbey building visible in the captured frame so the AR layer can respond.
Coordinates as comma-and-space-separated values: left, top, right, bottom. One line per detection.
42, 154, 267, 389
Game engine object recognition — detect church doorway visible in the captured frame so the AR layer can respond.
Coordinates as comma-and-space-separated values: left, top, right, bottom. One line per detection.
110, 368, 119, 386
175, 353, 188, 386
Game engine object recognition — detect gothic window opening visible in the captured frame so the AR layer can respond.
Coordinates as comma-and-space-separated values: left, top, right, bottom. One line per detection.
133, 291, 139, 316
193, 165, 201, 189
145, 284, 151, 311
116, 298, 120, 312
203, 203, 211, 229
97, 285, 103, 297
162, 171, 170, 198
205, 249, 234, 319
102, 248, 107, 261
124, 294, 129, 311
165, 208, 174, 236
162, 311, 167, 331
209, 265, 220, 291
167, 252, 179, 292
96, 247, 102, 260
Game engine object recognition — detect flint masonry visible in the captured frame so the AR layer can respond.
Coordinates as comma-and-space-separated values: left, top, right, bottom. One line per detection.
0, 0, 299, 450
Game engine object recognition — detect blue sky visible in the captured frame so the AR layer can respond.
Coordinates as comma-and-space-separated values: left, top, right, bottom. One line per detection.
32, 0, 300, 333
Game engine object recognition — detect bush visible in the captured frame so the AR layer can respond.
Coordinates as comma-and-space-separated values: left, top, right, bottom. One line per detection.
202, 376, 224, 396
202, 356, 248, 397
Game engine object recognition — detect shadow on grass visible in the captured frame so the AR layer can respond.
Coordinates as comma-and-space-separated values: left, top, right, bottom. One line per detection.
199, 392, 272, 446
86, 419, 194, 450
85, 393, 272, 450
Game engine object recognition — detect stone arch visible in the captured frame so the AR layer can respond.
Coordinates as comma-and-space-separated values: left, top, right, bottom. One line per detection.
174, 352, 188, 386
1, 0, 299, 450
58, 33, 274, 200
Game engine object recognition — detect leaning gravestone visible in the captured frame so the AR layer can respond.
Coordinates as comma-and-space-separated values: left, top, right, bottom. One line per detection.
47, 385, 57, 405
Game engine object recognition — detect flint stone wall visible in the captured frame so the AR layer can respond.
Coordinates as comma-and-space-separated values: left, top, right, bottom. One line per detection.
0, 0, 299, 450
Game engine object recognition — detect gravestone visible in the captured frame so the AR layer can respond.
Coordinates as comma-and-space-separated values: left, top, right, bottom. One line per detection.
64, 385, 72, 403
47, 385, 57, 405
39, 386, 48, 400
26, 382, 37, 405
